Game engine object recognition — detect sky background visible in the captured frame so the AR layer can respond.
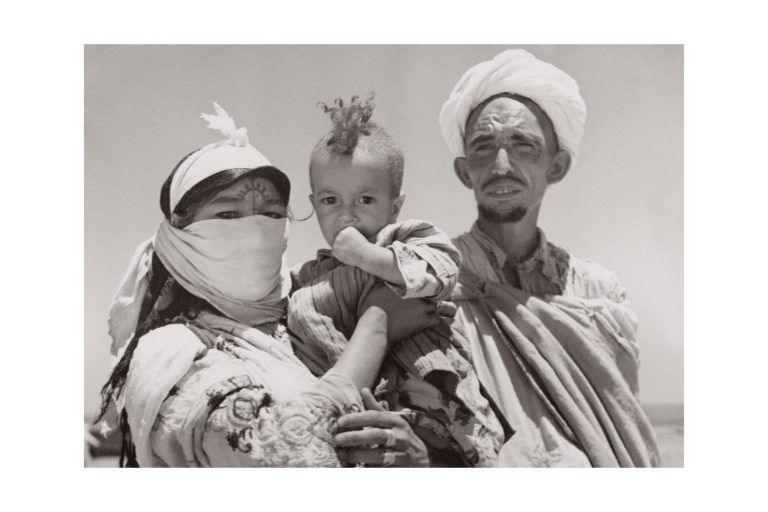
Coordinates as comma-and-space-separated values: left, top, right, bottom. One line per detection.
84, 45, 683, 415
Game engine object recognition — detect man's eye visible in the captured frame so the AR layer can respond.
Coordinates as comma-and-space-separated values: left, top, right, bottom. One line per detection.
320, 197, 337, 205
261, 212, 285, 219
358, 196, 375, 205
216, 211, 239, 219
470, 145, 495, 154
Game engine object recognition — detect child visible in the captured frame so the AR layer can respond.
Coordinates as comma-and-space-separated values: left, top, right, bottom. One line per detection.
288, 94, 509, 466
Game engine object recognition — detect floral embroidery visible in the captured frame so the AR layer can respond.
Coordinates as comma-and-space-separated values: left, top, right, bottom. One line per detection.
202, 388, 343, 466
278, 409, 315, 446
231, 390, 272, 422
205, 375, 254, 410
226, 426, 254, 453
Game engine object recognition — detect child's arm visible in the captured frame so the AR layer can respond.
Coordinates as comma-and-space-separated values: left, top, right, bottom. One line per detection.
332, 223, 458, 300
332, 226, 415, 287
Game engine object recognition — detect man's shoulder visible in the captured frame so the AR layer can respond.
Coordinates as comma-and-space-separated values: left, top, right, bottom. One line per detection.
450, 229, 478, 257
451, 228, 473, 244
565, 252, 627, 302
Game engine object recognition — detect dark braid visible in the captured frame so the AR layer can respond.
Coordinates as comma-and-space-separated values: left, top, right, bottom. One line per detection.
118, 409, 138, 467
96, 254, 211, 466
96, 255, 209, 421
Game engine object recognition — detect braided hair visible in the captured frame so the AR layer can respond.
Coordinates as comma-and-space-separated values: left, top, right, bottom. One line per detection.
311, 93, 405, 197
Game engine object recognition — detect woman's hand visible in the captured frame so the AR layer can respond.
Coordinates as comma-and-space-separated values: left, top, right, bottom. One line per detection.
334, 388, 429, 467
361, 283, 457, 342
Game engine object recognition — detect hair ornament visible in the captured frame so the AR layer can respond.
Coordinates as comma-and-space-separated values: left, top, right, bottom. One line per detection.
200, 102, 249, 147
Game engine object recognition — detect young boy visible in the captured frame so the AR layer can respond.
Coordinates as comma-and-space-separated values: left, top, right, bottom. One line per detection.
287, 95, 509, 466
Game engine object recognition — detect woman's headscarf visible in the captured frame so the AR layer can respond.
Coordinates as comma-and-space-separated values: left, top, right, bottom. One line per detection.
108, 103, 292, 357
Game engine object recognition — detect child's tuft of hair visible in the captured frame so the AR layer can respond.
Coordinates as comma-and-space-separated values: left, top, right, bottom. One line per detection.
317, 93, 376, 155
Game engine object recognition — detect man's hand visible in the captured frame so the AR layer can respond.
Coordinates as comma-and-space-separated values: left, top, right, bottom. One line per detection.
332, 226, 371, 268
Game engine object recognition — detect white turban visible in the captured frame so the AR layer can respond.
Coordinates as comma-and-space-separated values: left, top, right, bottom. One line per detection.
439, 49, 587, 161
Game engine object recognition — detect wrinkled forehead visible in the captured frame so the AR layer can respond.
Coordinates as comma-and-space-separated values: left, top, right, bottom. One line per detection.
465, 94, 558, 151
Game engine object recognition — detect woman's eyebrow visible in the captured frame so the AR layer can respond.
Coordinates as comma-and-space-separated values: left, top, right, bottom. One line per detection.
208, 194, 241, 205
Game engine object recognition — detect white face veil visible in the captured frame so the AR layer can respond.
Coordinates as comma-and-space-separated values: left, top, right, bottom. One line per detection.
154, 215, 291, 328
108, 103, 291, 357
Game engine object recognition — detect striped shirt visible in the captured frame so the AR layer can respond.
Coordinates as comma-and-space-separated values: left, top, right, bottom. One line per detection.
288, 219, 507, 466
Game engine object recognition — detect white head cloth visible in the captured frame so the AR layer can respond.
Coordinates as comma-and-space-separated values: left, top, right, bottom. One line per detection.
439, 49, 587, 161
108, 103, 289, 357
169, 102, 272, 213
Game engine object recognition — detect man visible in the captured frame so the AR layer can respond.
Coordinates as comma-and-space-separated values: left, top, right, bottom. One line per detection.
439, 49, 659, 467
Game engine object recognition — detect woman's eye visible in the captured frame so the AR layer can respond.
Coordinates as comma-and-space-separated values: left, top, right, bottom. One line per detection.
216, 211, 239, 219
262, 212, 285, 219
358, 196, 375, 205
320, 197, 337, 205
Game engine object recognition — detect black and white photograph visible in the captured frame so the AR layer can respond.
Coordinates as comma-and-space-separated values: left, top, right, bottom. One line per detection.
84, 45, 683, 469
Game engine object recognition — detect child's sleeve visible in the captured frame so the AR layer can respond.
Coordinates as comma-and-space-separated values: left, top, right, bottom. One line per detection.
375, 220, 462, 301
290, 249, 340, 290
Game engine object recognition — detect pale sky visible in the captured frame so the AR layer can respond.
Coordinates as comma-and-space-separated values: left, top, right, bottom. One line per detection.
84, 45, 683, 414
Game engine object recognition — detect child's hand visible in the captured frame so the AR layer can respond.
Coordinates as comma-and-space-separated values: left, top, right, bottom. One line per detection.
361, 283, 441, 342
332, 226, 371, 267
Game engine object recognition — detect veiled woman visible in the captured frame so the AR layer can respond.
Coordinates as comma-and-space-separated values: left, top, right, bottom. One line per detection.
97, 104, 432, 467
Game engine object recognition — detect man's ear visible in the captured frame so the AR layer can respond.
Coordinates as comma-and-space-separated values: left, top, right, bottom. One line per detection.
390, 193, 405, 222
547, 150, 572, 184
454, 157, 473, 189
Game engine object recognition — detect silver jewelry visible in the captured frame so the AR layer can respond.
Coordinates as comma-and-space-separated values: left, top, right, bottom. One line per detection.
381, 450, 396, 467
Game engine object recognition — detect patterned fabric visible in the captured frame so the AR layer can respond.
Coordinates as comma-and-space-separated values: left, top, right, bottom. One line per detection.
451, 225, 659, 467
288, 219, 507, 467
125, 311, 363, 467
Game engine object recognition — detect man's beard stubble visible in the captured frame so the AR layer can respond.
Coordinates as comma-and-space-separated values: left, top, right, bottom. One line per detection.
478, 204, 528, 223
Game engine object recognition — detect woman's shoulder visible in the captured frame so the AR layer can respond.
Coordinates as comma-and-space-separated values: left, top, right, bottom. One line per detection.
139, 322, 199, 343
133, 320, 205, 351
131, 323, 207, 379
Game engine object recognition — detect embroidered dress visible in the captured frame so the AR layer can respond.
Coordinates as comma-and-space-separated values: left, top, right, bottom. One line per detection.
288, 219, 508, 466
451, 223, 659, 467
124, 311, 362, 467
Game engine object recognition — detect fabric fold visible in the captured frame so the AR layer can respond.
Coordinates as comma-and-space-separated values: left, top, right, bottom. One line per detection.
453, 273, 659, 467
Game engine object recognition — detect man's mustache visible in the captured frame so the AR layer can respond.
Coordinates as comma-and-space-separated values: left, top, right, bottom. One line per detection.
482, 174, 526, 190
